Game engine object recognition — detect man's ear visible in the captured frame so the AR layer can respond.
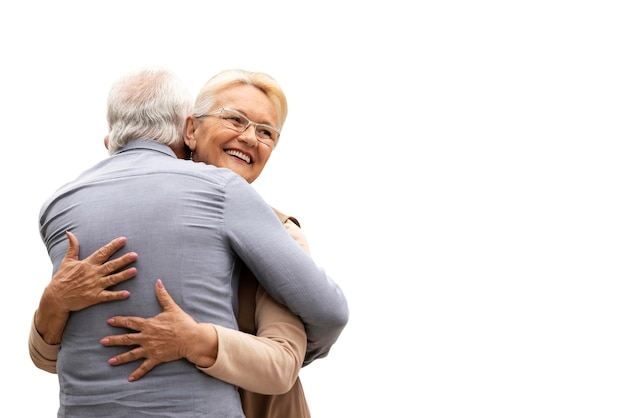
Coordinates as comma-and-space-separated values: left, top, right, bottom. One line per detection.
183, 116, 196, 151
103, 136, 109, 150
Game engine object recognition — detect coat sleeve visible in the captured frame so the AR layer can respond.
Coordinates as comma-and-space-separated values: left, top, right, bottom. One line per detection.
197, 288, 307, 394
28, 314, 60, 373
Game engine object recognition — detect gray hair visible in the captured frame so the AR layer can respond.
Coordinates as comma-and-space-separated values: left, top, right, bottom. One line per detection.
106, 67, 193, 154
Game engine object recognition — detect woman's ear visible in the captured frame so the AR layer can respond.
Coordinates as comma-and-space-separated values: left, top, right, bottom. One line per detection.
183, 116, 197, 152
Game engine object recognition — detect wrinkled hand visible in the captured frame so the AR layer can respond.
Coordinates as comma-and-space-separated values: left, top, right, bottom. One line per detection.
101, 279, 214, 382
46, 231, 137, 313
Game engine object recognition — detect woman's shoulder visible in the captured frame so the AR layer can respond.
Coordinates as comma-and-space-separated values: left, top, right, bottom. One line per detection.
271, 207, 301, 228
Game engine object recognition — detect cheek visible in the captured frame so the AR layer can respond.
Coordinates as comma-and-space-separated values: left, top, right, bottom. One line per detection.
196, 129, 221, 158
256, 151, 272, 170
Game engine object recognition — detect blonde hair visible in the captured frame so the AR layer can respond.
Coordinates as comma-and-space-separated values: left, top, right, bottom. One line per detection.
192, 69, 288, 144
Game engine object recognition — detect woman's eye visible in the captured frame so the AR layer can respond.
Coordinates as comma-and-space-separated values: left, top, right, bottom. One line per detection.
258, 129, 272, 139
226, 116, 244, 125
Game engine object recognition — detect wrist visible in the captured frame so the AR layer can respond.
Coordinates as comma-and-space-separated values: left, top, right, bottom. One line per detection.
41, 284, 71, 315
35, 287, 71, 345
187, 323, 218, 368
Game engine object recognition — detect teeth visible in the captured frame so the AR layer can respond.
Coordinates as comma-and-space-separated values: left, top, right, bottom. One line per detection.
225, 149, 251, 164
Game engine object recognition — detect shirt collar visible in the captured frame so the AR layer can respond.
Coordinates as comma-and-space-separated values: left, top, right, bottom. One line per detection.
114, 138, 178, 159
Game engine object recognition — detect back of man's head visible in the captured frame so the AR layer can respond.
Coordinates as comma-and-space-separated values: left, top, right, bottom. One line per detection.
106, 67, 193, 155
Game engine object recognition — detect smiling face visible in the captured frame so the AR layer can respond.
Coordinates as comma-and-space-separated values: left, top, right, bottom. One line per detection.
184, 84, 278, 184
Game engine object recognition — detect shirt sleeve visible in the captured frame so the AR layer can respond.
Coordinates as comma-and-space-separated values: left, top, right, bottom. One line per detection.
28, 314, 60, 373
196, 214, 309, 394
223, 177, 349, 365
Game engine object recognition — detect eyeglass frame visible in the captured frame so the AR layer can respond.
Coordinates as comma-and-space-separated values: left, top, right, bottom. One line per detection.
198, 107, 281, 147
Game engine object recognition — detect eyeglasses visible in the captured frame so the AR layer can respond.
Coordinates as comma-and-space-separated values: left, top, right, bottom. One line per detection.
200, 108, 280, 147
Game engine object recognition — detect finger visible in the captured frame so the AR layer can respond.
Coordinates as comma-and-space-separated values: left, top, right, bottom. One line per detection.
155, 279, 176, 311
87, 236, 128, 265
106, 347, 144, 366
63, 231, 80, 262
98, 288, 132, 302
101, 252, 138, 277
100, 332, 140, 347
128, 359, 159, 382
99, 266, 137, 291
106, 316, 144, 331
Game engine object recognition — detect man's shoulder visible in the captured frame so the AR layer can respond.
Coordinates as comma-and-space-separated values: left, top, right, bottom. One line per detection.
182, 160, 243, 183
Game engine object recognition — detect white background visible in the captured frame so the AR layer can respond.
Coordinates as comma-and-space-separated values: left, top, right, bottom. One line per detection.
2, 1, 625, 417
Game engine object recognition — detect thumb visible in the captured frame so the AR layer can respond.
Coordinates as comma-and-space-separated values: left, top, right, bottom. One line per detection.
155, 279, 176, 311
64, 231, 80, 261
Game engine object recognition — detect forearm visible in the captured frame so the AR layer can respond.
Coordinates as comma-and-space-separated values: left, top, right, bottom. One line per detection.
197, 324, 303, 394
197, 285, 306, 394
